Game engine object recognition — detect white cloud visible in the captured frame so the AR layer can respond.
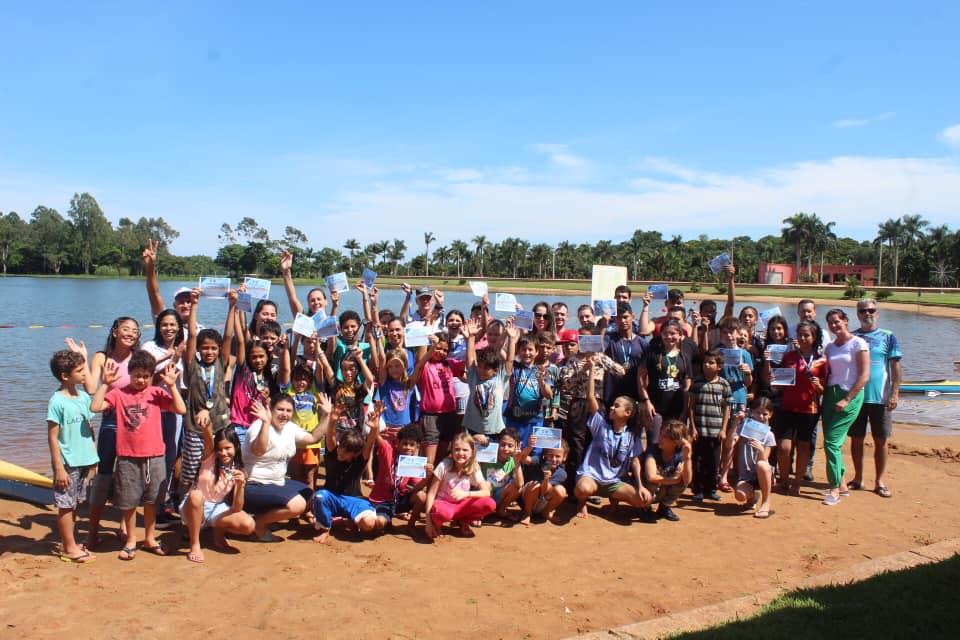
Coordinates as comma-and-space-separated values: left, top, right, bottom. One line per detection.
939, 123, 960, 148
532, 143, 585, 168
832, 111, 895, 128
442, 168, 483, 182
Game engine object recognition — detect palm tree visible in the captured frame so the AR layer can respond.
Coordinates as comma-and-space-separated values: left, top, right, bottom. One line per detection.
625, 232, 645, 280
343, 238, 360, 275
593, 240, 615, 264
432, 245, 449, 276
876, 218, 905, 286
450, 240, 469, 278
812, 219, 837, 282
529, 243, 552, 279
368, 240, 389, 270
423, 232, 436, 277
781, 212, 815, 279
472, 235, 488, 277
389, 239, 406, 276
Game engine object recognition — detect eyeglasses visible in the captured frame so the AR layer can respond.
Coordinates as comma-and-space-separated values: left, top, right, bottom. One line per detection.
534, 313, 548, 319
858, 308, 877, 314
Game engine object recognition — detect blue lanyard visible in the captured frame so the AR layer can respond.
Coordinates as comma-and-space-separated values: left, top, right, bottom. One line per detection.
200, 364, 216, 400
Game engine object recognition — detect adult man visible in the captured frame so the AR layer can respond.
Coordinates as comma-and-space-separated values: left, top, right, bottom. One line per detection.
143, 239, 194, 324
603, 302, 648, 405
850, 298, 901, 498
551, 302, 569, 333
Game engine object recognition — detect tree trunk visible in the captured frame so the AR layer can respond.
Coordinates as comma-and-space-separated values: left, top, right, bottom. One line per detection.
877, 243, 883, 285
893, 241, 899, 287
795, 245, 801, 282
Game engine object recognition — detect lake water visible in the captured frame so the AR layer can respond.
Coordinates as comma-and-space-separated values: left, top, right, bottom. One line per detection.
2, 276, 958, 473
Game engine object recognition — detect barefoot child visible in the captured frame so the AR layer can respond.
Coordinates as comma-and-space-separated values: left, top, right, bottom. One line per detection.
573, 357, 652, 519
734, 397, 776, 519
183, 425, 255, 563
643, 419, 692, 522
480, 427, 535, 520
423, 432, 496, 540
90, 350, 186, 560
519, 440, 568, 525
311, 404, 380, 543
47, 349, 99, 563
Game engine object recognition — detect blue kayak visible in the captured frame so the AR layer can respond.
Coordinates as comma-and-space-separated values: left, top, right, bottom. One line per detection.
900, 380, 960, 394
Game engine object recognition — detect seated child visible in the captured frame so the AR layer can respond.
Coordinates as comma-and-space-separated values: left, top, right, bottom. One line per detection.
311, 405, 380, 543
182, 424, 255, 563
47, 349, 100, 563
90, 350, 186, 560
734, 397, 776, 519
369, 424, 433, 532
423, 432, 496, 540
643, 419, 693, 522
519, 440, 569, 525
573, 357, 652, 519
480, 427, 535, 520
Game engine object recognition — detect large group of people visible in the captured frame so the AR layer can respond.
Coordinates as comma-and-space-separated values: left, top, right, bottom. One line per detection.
44, 246, 902, 564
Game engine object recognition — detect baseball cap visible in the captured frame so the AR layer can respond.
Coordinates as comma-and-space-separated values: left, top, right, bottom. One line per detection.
173, 287, 192, 299
415, 287, 433, 298
558, 329, 579, 344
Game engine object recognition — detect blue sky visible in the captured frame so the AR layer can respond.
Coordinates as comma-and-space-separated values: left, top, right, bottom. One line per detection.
2, 1, 959, 256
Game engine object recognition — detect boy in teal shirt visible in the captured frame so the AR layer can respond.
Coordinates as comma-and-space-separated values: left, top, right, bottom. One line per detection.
47, 349, 100, 563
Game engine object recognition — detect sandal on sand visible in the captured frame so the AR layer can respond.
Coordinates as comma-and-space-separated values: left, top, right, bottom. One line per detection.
754, 509, 774, 519
60, 550, 95, 564
875, 485, 893, 498
187, 551, 204, 564
141, 543, 167, 556
848, 480, 864, 490
718, 482, 734, 493
117, 546, 137, 561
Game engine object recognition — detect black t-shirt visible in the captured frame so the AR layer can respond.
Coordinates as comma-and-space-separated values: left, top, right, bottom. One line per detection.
323, 447, 368, 497
604, 333, 649, 404
642, 347, 693, 418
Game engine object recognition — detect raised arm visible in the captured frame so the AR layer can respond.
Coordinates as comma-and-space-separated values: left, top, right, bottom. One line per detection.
585, 358, 600, 415
222, 290, 238, 367
185, 289, 200, 363
409, 343, 431, 387
638, 292, 655, 336
504, 322, 519, 376
143, 239, 166, 318
464, 317, 482, 370
249, 400, 272, 457
399, 282, 413, 324
89, 360, 119, 413
361, 403, 383, 461
159, 363, 187, 416
277, 334, 291, 387
315, 344, 334, 387
64, 338, 97, 394
305, 393, 332, 446
279, 250, 305, 318
721, 263, 736, 320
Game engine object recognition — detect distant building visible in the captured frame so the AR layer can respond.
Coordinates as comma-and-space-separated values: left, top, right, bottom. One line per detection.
758, 261, 877, 286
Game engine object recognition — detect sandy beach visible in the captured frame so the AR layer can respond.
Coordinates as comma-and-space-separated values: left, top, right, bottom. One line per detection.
1, 423, 958, 639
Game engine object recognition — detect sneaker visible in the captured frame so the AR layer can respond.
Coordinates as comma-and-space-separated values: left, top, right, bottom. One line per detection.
822, 494, 841, 506
691, 492, 704, 502
658, 505, 680, 522
587, 496, 603, 505
803, 470, 815, 482
639, 508, 658, 523
705, 491, 722, 501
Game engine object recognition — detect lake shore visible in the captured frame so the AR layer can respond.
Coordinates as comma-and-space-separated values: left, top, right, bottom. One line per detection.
2, 422, 958, 639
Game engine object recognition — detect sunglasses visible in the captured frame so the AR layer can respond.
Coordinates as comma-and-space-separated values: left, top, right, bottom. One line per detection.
534, 313, 548, 319
858, 308, 877, 314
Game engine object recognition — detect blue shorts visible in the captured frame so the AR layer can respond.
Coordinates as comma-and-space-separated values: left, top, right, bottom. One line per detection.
243, 480, 312, 514
313, 490, 375, 530
180, 495, 231, 528
373, 493, 413, 520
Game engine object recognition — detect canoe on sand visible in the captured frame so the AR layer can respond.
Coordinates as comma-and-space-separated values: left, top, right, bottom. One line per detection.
0, 460, 53, 505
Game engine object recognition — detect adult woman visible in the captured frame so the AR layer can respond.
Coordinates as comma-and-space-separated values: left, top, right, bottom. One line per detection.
244, 394, 330, 540
66, 316, 141, 547
445, 310, 468, 362
531, 301, 556, 336
279, 249, 337, 319
821, 309, 869, 506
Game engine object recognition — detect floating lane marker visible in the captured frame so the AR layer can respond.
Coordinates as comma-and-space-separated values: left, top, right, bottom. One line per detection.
0, 324, 14, 329
29, 325, 45, 329
88, 324, 103, 328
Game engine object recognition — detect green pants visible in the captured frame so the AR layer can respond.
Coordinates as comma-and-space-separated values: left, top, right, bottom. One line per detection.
821, 385, 864, 488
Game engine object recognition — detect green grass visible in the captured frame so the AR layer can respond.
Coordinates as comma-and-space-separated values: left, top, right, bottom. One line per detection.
670, 554, 960, 639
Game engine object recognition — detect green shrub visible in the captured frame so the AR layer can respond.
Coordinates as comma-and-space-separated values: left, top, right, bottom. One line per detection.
458, 279, 467, 285
94, 265, 130, 277
689, 281, 701, 293
799, 273, 819, 284
875, 289, 893, 301
713, 281, 728, 295
842, 275, 865, 299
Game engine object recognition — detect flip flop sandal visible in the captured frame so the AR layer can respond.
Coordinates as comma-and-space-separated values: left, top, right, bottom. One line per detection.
186, 551, 205, 564
754, 509, 774, 519
875, 485, 893, 498
60, 551, 95, 564
718, 482, 734, 493
141, 544, 167, 556
848, 481, 864, 490
117, 546, 137, 561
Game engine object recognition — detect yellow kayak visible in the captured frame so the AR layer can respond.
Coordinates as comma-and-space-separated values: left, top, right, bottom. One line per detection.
0, 460, 54, 505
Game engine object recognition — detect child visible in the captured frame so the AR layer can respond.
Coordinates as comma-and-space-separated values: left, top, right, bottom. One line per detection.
369, 424, 434, 532
643, 419, 692, 522
573, 357, 652, 518
734, 397, 776, 518
90, 350, 186, 560
327, 310, 373, 382
505, 336, 554, 446
687, 349, 732, 501
232, 318, 291, 445
716, 316, 754, 492
311, 405, 381, 543
423, 432, 496, 540
638, 319, 693, 448
534, 333, 561, 426
377, 350, 422, 446
180, 289, 236, 497
182, 424, 255, 563
413, 332, 464, 464
47, 349, 99, 563
519, 440, 568, 525
333, 349, 375, 433
463, 317, 519, 445
480, 427, 534, 520
286, 363, 329, 489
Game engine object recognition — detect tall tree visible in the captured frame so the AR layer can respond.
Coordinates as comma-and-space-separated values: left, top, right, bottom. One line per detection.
450, 239, 469, 278
0, 212, 26, 274
472, 235, 488, 277
29, 206, 71, 274
67, 192, 113, 274
424, 231, 436, 277
343, 238, 360, 275
389, 239, 406, 276
876, 217, 906, 286
781, 212, 815, 279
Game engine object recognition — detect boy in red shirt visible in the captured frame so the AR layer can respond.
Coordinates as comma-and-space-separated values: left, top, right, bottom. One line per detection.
91, 350, 185, 560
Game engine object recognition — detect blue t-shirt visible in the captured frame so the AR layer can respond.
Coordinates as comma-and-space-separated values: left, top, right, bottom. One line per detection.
578, 412, 644, 483
46, 390, 99, 468
853, 328, 902, 404
379, 379, 415, 427
510, 362, 543, 417
463, 365, 509, 435
332, 339, 372, 383
720, 347, 754, 406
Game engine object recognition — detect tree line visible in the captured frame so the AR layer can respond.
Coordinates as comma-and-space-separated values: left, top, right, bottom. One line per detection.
1, 192, 958, 288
